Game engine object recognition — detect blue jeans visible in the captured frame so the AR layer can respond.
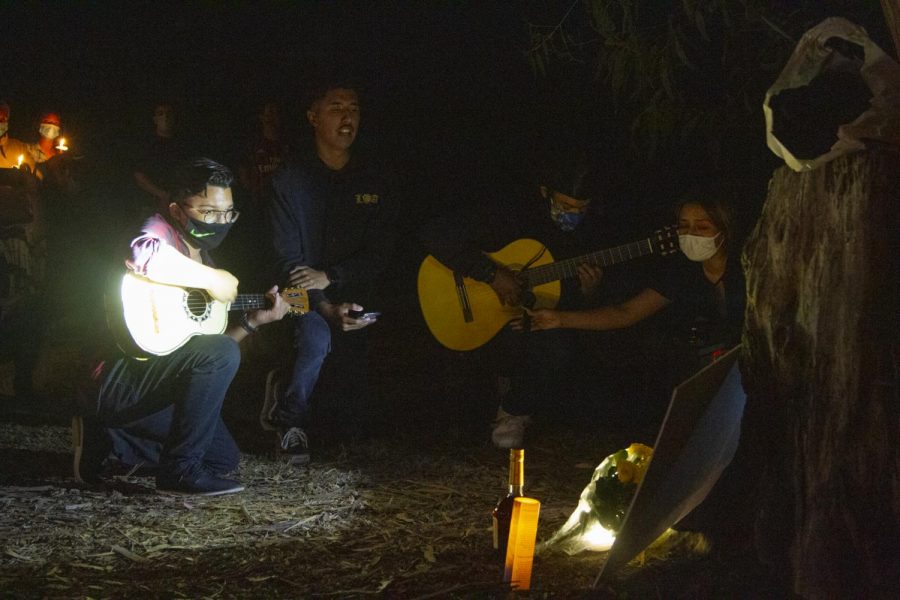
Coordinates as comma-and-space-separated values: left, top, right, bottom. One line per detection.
96, 335, 241, 479
271, 311, 332, 428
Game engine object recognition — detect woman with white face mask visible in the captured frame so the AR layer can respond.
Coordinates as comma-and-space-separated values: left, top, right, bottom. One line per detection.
27, 111, 63, 164
518, 192, 746, 356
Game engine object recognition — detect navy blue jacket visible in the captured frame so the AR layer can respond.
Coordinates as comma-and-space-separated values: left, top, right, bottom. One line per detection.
269, 149, 398, 308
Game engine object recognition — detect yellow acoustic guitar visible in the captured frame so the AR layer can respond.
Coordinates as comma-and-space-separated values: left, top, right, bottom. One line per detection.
110, 272, 309, 358
417, 227, 678, 351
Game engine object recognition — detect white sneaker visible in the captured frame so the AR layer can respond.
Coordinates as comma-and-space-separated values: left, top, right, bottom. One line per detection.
491, 408, 531, 449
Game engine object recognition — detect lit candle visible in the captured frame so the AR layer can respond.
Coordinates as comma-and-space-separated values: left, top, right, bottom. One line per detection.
56, 137, 68, 151
15, 154, 23, 169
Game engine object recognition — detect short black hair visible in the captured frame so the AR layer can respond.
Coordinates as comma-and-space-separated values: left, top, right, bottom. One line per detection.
540, 150, 597, 201
303, 75, 362, 111
168, 158, 233, 205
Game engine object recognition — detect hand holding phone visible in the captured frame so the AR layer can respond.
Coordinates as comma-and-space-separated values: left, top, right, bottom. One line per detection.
348, 308, 380, 322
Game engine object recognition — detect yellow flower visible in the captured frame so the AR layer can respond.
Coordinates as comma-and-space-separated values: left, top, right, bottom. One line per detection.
616, 459, 636, 484
633, 461, 650, 484
627, 443, 653, 460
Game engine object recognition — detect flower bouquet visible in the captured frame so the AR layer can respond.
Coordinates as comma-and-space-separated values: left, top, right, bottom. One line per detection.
540, 443, 653, 554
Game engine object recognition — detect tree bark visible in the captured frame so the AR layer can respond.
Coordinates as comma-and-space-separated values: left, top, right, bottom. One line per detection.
882, 0, 900, 60
741, 147, 900, 598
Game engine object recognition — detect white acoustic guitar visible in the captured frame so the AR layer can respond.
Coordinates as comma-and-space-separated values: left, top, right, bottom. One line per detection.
111, 272, 309, 357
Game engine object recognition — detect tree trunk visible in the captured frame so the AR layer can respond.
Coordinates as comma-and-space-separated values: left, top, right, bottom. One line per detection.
740, 147, 900, 598
882, 0, 900, 60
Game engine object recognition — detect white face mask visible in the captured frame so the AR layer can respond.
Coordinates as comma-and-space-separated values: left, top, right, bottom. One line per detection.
679, 233, 722, 262
39, 124, 60, 139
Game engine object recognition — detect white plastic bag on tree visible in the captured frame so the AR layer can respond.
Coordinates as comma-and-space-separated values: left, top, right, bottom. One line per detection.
764, 17, 900, 172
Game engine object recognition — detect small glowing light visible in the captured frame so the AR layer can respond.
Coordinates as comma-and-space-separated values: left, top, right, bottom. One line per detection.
581, 523, 617, 552
56, 137, 68, 151
15, 154, 23, 169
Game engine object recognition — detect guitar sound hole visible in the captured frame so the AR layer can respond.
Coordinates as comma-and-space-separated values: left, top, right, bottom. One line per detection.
185, 289, 211, 321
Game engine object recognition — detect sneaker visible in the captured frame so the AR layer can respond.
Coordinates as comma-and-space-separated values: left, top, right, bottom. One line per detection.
260, 368, 284, 432
72, 415, 112, 485
156, 470, 245, 496
279, 427, 310, 466
491, 408, 531, 449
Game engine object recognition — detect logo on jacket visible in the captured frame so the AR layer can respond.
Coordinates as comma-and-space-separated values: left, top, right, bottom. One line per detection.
355, 193, 379, 205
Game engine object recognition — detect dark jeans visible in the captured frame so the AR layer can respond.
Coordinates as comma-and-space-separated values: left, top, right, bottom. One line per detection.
489, 327, 577, 417
273, 310, 371, 431
272, 311, 332, 428
107, 407, 240, 476
96, 334, 241, 479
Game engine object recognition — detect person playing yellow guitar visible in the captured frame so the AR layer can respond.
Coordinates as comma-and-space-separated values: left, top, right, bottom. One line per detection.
420, 148, 647, 448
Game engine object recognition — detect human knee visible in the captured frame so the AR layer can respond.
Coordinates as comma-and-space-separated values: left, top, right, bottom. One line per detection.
193, 335, 241, 372
294, 313, 331, 355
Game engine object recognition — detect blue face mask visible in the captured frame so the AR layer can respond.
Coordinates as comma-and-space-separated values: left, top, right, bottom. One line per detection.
549, 203, 585, 232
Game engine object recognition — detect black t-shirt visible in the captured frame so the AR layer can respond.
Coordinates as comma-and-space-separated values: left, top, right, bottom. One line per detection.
134, 135, 192, 193
649, 252, 746, 347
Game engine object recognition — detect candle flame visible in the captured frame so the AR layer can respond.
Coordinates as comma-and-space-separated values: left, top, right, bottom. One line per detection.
56, 138, 68, 151
15, 154, 23, 168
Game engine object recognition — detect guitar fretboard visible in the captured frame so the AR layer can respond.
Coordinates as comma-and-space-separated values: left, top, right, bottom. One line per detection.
229, 295, 271, 312
522, 238, 655, 286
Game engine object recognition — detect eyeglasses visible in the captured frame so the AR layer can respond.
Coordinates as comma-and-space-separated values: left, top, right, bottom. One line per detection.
181, 205, 240, 224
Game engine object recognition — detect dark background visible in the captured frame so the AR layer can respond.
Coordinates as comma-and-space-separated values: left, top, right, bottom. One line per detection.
2, 1, 894, 433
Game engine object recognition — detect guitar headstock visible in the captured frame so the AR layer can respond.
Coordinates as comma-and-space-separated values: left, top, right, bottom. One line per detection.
653, 225, 679, 256
282, 287, 310, 315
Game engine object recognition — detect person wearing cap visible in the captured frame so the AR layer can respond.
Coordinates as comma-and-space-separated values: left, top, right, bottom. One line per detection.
421, 148, 628, 448
26, 111, 63, 165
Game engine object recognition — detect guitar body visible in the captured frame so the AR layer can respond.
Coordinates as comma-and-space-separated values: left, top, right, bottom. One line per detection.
417, 239, 560, 351
108, 272, 309, 359
120, 273, 228, 357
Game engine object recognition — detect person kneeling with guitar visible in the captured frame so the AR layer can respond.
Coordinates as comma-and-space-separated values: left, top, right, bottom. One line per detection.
76, 158, 290, 496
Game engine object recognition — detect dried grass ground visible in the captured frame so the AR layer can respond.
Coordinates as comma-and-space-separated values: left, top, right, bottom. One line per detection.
1, 310, 772, 598
0, 413, 769, 599
1, 418, 613, 598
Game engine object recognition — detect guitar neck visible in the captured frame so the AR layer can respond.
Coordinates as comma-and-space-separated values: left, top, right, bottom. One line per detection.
523, 238, 655, 286
230, 294, 270, 312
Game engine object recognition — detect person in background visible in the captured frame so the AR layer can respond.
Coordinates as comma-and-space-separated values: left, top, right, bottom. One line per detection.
264, 77, 398, 464
0, 101, 35, 172
0, 100, 41, 407
27, 111, 63, 165
239, 100, 290, 214
76, 157, 290, 496
224, 100, 291, 293
134, 101, 191, 215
